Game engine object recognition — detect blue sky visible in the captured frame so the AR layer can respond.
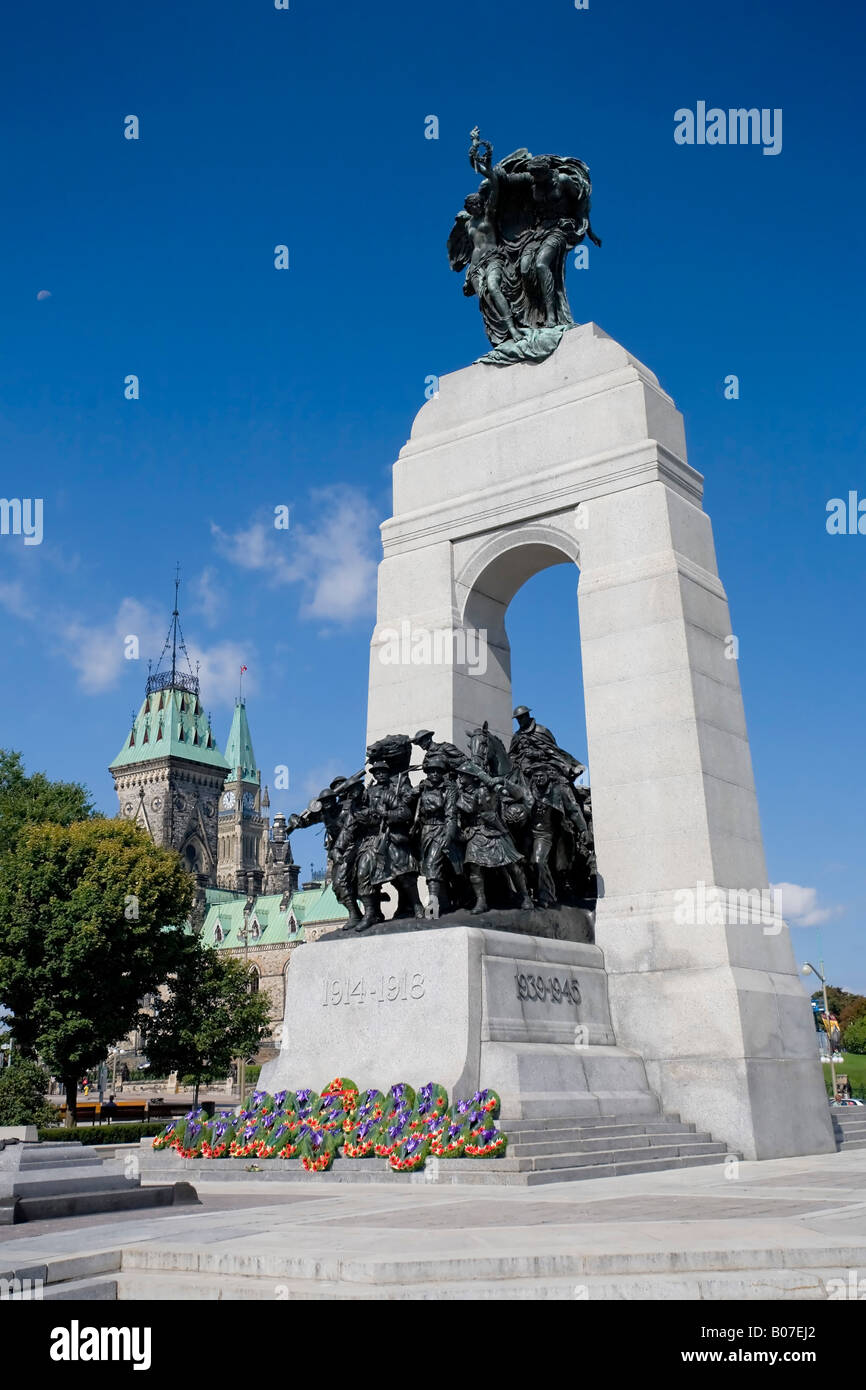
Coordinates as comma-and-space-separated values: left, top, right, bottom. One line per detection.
0, 1, 863, 987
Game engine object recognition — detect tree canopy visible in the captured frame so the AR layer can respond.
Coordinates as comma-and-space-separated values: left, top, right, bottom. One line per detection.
0, 818, 194, 1117
142, 944, 273, 1103
0, 749, 94, 859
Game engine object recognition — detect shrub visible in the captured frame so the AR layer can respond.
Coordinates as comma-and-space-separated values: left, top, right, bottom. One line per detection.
0, 1058, 57, 1127
37, 1122, 165, 1145
842, 1018, 866, 1056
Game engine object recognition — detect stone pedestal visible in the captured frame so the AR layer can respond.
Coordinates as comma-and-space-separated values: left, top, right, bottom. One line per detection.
362, 323, 835, 1161
259, 926, 660, 1121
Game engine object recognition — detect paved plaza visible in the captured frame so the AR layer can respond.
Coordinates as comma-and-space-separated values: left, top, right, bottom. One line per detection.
3, 1148, 866, 1300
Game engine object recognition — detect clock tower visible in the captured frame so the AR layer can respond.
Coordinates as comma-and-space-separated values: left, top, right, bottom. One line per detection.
109, 580, 230, 889
217, 698, 266, 894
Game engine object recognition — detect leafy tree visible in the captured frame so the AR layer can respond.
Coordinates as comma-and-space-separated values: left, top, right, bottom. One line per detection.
0, 750, 94, 859
142, 943, 273, 1105
0, 1057, 57, 1127
842, 1016, 866, 1056
839, 996, 866, 1032
0, 819, 193, 1123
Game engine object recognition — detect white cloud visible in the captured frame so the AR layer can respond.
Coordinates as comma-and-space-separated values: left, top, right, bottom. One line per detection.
211, 484, 378, 623
0, 581, 32, 620
60, 598, 164, 694
186, 639, 257, 708
55, 598, 254, 706
772, 882, 844, 928
189, 566, 222, 628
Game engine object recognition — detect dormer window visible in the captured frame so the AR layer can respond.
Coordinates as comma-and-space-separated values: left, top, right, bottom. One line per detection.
178, 725, 185, 742
128, 731, 135, 747
213, 923, 224, 943
143, 727, 149, 744
156, 723, 163, 742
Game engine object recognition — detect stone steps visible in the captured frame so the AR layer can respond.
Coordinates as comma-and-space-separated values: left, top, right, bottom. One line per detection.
14, 1185, 182, 1223
112, 1238, 866, 1301
440, 1152, 737, 1186
1, 1142, 198, 1223
509, 1132, 719, 1157
832, 1115, 866, 1151
136, 1111, 737, 1188
113, 1265, 848, 1301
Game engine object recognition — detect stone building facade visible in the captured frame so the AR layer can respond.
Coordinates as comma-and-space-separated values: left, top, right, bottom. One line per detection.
110, 673, 230, 890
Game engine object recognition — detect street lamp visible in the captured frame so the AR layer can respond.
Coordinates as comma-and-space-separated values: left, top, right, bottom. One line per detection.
802, 961, 838, 1099
236, 910, 251, 1109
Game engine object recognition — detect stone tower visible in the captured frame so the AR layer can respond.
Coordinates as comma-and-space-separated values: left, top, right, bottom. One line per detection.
216, 699, 266, 894
110, 590, 230, 889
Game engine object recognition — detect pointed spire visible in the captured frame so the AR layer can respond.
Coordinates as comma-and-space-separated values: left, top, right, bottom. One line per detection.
224, 698, 258, 783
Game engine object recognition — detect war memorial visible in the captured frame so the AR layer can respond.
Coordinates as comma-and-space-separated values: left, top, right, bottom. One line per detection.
257, 130, 835, 1166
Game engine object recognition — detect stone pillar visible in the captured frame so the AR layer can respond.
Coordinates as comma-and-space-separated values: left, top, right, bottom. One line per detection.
364, 323, 834, 1160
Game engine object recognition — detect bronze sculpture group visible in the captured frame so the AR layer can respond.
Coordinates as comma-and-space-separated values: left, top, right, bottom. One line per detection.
448, 128, 601, 365
287, 709, 596, 932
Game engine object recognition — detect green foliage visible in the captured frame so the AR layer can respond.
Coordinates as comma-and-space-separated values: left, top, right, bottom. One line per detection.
142, 942, 272, 1100
0, 749, 94, 860
154, 1084, 508, 1172
0, 1057, 57, 1127
842, 1018, 866, 1057
0, 818, 194, 1108
37, 1122, 165, 1145
813, 986, 866, 1025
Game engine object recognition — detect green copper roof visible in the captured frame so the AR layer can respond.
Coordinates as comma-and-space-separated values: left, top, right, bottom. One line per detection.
224, 700, 257, 782
110, 686, 230, 772
201, 883, 347, 948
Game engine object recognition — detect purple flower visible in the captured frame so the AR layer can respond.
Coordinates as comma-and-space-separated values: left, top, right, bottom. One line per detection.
274, 1090, 287, 1106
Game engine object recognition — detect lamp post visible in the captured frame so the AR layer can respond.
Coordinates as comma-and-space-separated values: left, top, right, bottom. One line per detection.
802, 961, 838, 1099
236, 909, 250, 1108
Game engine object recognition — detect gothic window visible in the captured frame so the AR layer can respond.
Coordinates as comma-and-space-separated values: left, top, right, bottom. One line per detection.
128, 731, 135, 747
156, 723, 164, 742
248, 966, 260, 993
193, 729, 200, 745
143, 727, 149, 744
178, 725, 185, 741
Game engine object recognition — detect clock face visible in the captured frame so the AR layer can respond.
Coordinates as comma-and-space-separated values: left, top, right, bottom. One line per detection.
242, 791, 255, 813
151, 795, 163, 812
123, 801, 135, 817
203, 801, 215, 818
222, 791, 236, 810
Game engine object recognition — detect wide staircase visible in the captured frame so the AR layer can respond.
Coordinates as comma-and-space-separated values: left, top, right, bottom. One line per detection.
0, 1141, 196, 1223
832, 1109, 866, 1151
440, 1113, 736, 1186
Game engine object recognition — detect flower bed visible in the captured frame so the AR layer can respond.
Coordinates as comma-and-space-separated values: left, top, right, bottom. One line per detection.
153, 1077, 506, 1175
